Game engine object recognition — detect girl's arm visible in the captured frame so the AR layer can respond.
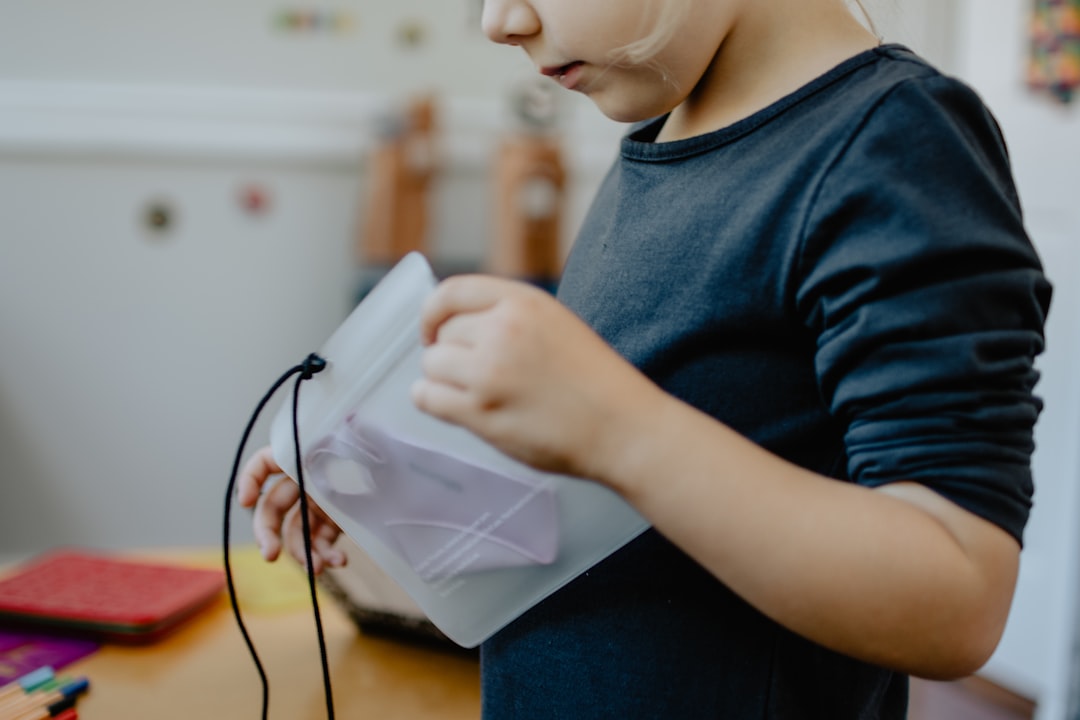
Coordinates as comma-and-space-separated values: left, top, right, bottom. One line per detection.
604, 386, 1019, 680
413, 274, 1019, 680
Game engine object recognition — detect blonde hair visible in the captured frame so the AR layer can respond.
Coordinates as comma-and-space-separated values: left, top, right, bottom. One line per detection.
610, 0, 880, 72
848, 0, 881, 39
609, 0, 693, 66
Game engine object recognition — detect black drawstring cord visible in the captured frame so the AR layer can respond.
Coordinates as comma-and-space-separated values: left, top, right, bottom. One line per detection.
223, 352, 333, 720
292, 354, 336, 719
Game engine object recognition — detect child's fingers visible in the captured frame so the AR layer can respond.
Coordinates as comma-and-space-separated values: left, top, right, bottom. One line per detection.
431, 312, 485, 347
312, 525, 347, 569
412, 376, 475, 425
420, 341, 478, 391
253, 478, 300, 561
282, 502, 342, 574
281, 504, 304, 568
237, 446, 285, 507
419, 275, 508, 345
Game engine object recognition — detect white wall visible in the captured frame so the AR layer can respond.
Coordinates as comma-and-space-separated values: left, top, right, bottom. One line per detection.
0, 155, 361, 549
0, 3, 621, 555
945, 1, 1080, 717
861, 0, 961, 71
0, 0, 511, 99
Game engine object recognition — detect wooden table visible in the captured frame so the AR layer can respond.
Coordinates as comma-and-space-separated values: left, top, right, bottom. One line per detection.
16, 550, 482, 720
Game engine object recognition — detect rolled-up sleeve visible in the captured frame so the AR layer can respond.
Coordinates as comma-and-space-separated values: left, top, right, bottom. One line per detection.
795, 75, 1052, 544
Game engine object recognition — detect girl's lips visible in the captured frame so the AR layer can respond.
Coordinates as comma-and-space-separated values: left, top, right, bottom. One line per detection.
541, 61, 585, 90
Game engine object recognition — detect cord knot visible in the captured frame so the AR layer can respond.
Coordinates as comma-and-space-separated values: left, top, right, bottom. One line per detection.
300, 353, 328, 380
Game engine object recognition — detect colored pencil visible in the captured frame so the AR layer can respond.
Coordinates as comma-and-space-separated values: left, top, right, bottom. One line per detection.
8, 692, 77, 720
8, 704, 78, 720
0, 668, 53, 704
0, 678, 86, 719
0, 679, 60, 717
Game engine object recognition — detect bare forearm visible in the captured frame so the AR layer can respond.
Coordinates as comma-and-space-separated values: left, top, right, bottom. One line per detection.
587, 387, 1019, 679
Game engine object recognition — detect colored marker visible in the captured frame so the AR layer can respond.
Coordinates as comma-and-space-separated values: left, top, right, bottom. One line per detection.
45, 695, 77, 716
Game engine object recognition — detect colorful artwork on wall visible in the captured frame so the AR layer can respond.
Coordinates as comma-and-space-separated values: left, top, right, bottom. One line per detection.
1029, 0, 1080, 103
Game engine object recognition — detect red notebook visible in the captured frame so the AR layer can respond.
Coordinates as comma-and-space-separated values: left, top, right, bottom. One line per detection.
0, 550, 226, 643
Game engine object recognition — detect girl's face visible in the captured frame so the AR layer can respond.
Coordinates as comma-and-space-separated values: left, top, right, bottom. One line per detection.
481, 0, 738, 123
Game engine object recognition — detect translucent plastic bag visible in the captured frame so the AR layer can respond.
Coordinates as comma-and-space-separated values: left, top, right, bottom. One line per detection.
269, 252, 649, 647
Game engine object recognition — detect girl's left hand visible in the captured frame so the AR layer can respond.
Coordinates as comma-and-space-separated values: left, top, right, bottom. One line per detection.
237, 445, 346, 574
412, 274, 659, 483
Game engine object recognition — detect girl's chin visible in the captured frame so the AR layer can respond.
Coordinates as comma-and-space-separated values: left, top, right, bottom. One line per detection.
593, 101, 671, 125
586, 87, 678, 125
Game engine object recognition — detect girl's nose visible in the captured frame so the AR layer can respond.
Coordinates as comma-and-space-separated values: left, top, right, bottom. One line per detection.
481, 0, 541, 45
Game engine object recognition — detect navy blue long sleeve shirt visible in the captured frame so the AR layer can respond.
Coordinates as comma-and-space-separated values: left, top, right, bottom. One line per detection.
481, 45, 1051, 719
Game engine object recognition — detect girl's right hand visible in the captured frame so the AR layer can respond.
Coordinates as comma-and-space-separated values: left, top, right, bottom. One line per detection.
236, 445, 346, 574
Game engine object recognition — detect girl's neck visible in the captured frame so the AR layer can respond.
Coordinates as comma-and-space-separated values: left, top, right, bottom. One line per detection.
657, 1, 880, 143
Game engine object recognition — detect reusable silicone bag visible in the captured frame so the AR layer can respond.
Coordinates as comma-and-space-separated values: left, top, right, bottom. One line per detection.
269, 252, 649, 648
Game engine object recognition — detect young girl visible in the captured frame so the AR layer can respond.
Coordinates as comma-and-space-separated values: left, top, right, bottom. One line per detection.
239, 0, 1052, 716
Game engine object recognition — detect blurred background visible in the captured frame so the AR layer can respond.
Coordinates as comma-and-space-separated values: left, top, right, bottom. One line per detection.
0, 0, 1076, 717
